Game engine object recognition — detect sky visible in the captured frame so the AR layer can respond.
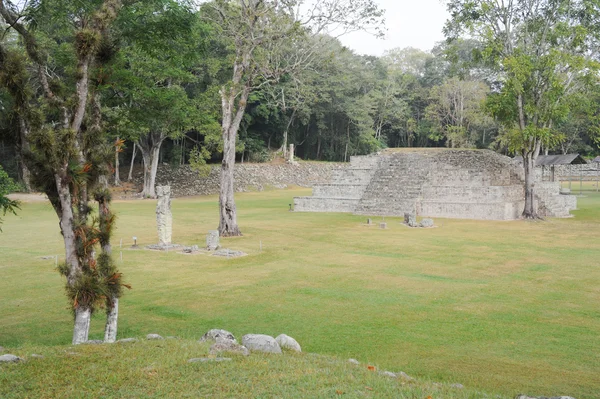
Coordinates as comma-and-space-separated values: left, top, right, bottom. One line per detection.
338, 0, 450, 56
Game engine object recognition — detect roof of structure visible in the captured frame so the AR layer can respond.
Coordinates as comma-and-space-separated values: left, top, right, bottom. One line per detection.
592, 156, 600, 163
514, 154, 588, 166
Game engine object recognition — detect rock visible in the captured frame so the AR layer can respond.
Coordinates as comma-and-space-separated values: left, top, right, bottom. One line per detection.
275, 334, 302, 352
379, 222, 387, 229
404, 212, 417, 227
206, 230, 220, 251
367, 218, 372, 225
380, 371, 396, 378
199, 329, 237, 344
188, 357, 232, 363
242, 334, 282, 354
84, 340, 104, 345
156, 185, 173, 246
348, 358, 360, 365
397, 371, 414, 381
420, 218, 434, 228
212, 249, 247, 258
30, 354, 44, 359
0, 354, 21, 363
182, 245, 199, 254
117, 338, 138, 343
514, 396, 576, 399
209, 341, 250, 357
146, 334, 164, 340
450, 383, 464, 389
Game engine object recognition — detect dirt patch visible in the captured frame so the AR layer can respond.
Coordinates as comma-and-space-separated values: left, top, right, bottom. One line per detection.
7, 193, 49, 203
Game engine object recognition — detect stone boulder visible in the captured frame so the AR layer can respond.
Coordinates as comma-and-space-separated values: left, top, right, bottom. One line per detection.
199, 329, 237, 344
117, 338, 138, 343
209, 341, 250, 357
146, 334, 164, 340
404, 212, 417, 227
515, 396, 576, 399
242, 334, 282, 354
0, 354, 21, 363
275, 334, 302, 352
420, 218, 434, 228
189, 357, 232, 363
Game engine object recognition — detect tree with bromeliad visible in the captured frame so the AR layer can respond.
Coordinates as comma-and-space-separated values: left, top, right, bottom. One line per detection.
0, 0, 129, 344
445, 0, 600, 218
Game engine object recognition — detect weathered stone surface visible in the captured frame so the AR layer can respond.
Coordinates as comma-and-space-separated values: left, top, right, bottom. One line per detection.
212, 249, 247, 258
295, 149, 576, 220
133, 162, 342, 198
146, 243, 181, 251
146, 334, 164, 340
366, 218, 372, 225
0, 354, 21, 363
189, 357, 232, 363
156, 185, 172, 246
182, 245, 199, 253
514, 396, 576, 399
199, 329, 237, 343
206, 230, 220, 251
348, 358, 360, 365
404, 212, 417, 227
379, 222, 387, 229
84, 340, 104, 345
275, 334, 301, 352
380, 371, 396, 378
242, 334, 282, 354
209, 341, 250, 357
117, 338, 138, 343
420, 218, 434, 228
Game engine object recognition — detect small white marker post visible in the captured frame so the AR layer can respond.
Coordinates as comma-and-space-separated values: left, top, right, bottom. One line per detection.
120, 251, 123, 263
120, 238, 123, 249
55, 255, 58, 268
133, 236, 137, 247
259, 240, 262, 252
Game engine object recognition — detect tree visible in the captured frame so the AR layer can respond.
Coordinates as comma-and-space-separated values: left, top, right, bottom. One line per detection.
0, 164, 19, 231
104, 0, 201, 198
446, 0, 600, 218
0, 0, 127, 343
426, 77, 490, 148
203, 0, 385, 237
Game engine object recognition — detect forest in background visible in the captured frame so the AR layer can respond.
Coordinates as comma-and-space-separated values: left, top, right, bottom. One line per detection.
1, 0, 598, 190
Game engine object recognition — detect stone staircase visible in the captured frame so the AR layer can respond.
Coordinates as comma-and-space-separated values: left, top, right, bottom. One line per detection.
354, 153, 430, 216
293, 155, 380, 213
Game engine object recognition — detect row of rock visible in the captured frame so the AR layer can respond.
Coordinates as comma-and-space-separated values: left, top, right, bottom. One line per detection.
198, 329, 301, 356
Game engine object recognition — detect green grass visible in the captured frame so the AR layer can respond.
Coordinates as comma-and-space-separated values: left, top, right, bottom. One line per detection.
1, 185, 599, 398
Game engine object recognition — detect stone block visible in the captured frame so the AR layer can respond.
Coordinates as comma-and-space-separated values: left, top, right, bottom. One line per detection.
206, 230, 220, 251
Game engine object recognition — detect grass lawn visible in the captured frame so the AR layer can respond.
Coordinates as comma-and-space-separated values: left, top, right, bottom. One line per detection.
1, 185, 599, 398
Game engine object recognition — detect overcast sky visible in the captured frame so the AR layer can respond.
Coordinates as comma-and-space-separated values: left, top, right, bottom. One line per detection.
338, 0, 450, 56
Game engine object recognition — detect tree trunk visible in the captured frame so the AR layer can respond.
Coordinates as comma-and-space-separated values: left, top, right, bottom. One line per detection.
18, 117, 32, 192
138, 138, 162, 198
114, 136, 121, 186
54, 170, 91, 344
73, 307, 92, 344
104, 298, 119, 342
218, 83, 248, 237
522, 152, 538, 219
128, 143, 137, 181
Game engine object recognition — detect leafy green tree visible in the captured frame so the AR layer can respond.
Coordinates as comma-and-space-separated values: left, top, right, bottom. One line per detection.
203, 0, 385, 237
446, 0, 600, 218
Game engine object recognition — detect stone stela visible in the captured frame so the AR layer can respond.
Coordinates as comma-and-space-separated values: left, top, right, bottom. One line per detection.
156, 185, 172, 246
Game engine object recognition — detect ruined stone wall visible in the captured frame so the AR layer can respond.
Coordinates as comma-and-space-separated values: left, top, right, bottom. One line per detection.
134, 162, 345, 197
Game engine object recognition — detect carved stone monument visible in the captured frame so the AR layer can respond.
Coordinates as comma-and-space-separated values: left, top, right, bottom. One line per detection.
206, 230, 220, 251
156, 185, 172, 246
404, 211, 417, 227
